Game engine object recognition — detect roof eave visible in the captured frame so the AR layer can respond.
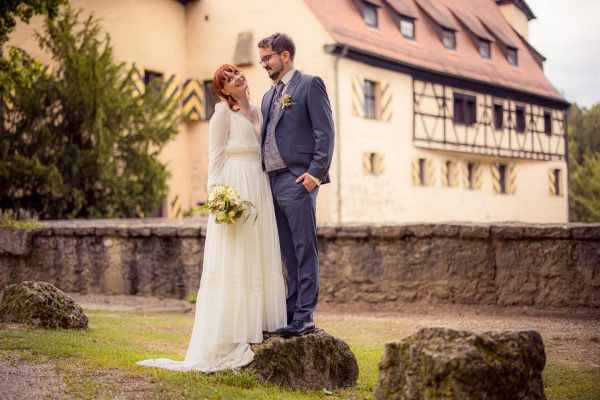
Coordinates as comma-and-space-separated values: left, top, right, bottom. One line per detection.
324, 42, 568, 109
496, 0, 536, 21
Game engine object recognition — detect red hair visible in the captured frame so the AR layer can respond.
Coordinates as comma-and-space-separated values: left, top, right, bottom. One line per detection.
212, 64, 241, 112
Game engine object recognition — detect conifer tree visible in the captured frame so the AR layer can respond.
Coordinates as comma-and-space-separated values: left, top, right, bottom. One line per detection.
0, 9, 183, 218
568, 103, 600, 222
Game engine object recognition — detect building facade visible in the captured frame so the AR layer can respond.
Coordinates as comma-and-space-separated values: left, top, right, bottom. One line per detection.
7, 0, 569, 223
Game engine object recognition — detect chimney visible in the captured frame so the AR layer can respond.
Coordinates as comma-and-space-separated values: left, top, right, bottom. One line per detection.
495, 0, 536, 41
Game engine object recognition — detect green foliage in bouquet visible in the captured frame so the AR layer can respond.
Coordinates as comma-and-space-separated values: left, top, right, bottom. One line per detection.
189, 184, 257, 225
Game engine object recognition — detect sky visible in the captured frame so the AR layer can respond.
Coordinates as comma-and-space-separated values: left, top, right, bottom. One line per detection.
526, 0, 600, 108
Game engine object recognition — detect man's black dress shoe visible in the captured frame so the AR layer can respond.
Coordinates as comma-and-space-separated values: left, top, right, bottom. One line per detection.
276, 320, 316, 337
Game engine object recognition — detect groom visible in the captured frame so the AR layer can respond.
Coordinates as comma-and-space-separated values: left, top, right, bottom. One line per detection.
258, 33, 334, 336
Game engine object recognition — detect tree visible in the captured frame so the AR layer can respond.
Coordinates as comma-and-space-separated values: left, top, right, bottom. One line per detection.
1, 0, 66, 44
568, 103, 600, 222
569, 153, 600, 222
1, 0, 67, 97
0, 9, 183, 219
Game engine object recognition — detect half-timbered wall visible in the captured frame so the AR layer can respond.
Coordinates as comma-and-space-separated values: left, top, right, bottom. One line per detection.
413, 79, 566, 160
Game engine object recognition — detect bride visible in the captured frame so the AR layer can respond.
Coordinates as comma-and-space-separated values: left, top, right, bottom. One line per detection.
137, 64, 287, 372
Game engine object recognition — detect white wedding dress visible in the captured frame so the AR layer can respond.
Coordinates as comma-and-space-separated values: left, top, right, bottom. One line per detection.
137, 103, 287, 372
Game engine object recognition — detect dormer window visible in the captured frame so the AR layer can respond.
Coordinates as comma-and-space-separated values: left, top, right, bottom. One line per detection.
479, 39, 491, 59
442, 28, 456, 49
362, 2, 379, 28
400, 16, 415, 39
507, 47, 518, 66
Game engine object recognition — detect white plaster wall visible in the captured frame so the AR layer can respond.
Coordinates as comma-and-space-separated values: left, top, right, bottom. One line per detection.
337, 59, 568, 223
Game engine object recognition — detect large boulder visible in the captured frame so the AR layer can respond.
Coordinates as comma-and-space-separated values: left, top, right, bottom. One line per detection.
375, 327, 546, 400
0, 281, 88, 329
246, 329, 359, 390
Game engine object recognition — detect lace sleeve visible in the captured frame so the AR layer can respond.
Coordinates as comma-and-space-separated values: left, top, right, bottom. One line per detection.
207, 103, 229, 192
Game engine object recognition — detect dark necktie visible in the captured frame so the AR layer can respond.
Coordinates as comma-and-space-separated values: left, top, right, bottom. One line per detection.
268, 81, 285, 124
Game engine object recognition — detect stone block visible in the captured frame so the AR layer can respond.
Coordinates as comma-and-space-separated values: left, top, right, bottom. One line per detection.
0, 228, 32, 256
247, 329, 358, 390
375, 327, 546, 400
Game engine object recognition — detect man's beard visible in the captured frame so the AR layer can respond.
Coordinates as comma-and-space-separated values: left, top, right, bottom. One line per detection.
268, 66, 281, 81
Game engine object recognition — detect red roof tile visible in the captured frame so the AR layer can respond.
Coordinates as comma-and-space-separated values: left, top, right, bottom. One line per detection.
385, 0, 418, 19
303, 0, 564, 102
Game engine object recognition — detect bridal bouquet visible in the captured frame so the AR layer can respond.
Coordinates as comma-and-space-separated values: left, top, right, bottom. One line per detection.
193, 184, 256, 224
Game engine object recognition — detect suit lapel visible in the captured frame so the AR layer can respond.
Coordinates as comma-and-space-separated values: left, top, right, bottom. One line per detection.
272, 70, 301, 130
261, 86, 276, 146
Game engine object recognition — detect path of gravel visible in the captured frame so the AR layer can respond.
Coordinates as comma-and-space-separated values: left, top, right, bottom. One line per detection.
2, 294, 598, 399
0, 351, 69, 400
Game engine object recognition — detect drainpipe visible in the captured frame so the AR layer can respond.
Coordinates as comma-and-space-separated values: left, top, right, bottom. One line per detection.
564, 107, 570, 222
325, 43, 349, 224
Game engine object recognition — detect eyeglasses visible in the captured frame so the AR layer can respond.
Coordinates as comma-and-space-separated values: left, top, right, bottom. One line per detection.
259, 52, 281, 66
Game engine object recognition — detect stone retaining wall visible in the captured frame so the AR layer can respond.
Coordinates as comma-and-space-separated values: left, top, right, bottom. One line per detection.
1, 221, 598, 307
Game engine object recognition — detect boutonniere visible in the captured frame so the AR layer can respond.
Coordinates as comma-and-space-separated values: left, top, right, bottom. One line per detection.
281, 93, 295, 108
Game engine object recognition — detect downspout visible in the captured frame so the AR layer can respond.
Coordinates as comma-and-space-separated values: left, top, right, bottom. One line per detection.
326, 43, 349, 223
564, 107, 570, 222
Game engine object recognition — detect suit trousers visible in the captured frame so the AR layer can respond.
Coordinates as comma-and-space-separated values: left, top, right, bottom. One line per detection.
269, 170, 319, 323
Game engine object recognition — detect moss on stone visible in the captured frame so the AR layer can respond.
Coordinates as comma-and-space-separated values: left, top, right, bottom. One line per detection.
0, 281, 88, 329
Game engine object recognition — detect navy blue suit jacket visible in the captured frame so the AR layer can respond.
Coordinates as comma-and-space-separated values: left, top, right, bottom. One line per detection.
260, 71, 334, 184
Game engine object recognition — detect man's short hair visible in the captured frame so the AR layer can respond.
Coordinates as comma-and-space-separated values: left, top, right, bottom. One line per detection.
258, 33, 296, 62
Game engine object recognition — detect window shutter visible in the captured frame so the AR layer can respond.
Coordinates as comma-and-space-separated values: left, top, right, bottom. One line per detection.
508, 163, 517, 194
425, 159, 436, 186
2, 88, 15, 111
352, 76, 365, 118
379, 82, 393, 122
450, 161, 459, 187
362, 153, 372, 174
473, 163, 483, 190
373, 153, 385, 175
43, 64, 53, 76
182, 79, 205, 121
167, 193, 182, 219
164, 74, 180, 105
441, 161, 448, 187
130, 64, 145, 96
491, 163, 501, 194
363, 153, 385, 175
411, 158, 421, 185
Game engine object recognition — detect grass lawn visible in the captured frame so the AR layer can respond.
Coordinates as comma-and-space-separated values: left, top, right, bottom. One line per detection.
1, 308, 599, 399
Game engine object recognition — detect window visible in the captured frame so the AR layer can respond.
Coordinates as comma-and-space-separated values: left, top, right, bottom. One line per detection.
544, 111, 552, 135
498, 164, 507, 194
479, 39, 491, 59
400, 17, 415, 39
507, 47, 518, 66
418, 158, 426, 185
364, 152, 384, 175
144, 70, 163, 92
515, 106, 526, 133
454, 93, 477, 125
552, 169, 562, 196
493, 103, 504, 130
204, 80, 220, 120
466, 162, 475, 190
362, 2, 378, 28
363, 79, 378, 119
442, 28, 456, 49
